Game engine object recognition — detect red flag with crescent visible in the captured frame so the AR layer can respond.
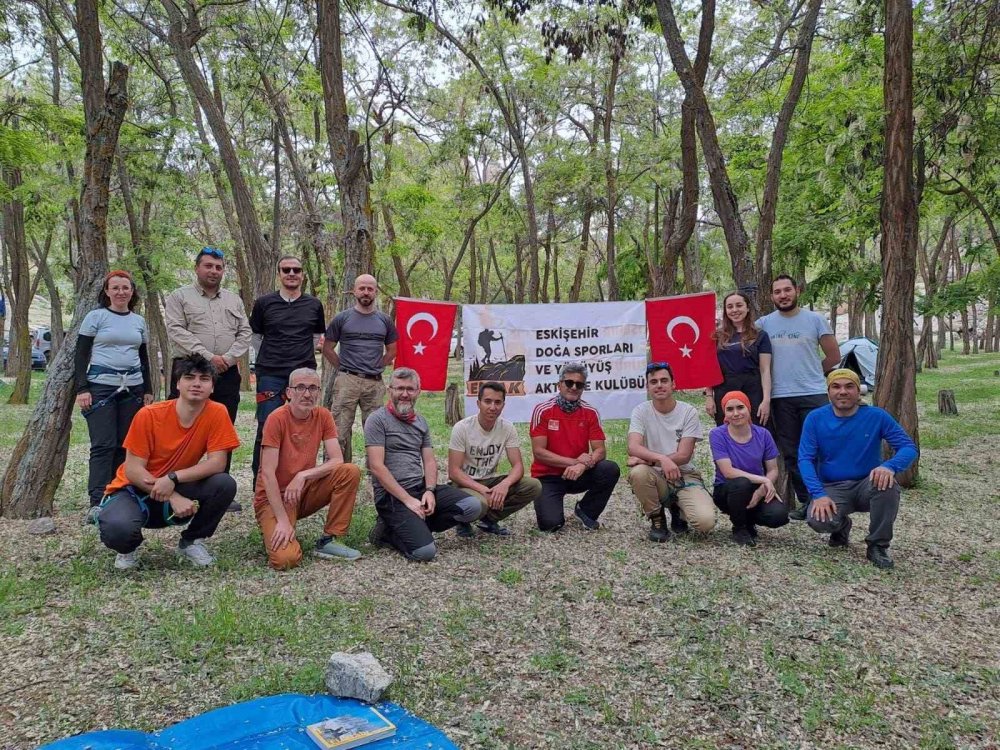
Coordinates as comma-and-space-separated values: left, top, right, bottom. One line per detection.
645, 292, 724, 390
394, 297, 459, 391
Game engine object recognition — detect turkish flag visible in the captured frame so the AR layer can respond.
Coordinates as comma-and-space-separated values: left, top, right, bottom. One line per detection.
646, 292, 723, 390
394, 297, 459, 391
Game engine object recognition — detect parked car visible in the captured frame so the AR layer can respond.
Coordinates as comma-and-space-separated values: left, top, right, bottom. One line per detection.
2, 335, 48, 371
32, 326, 52, 362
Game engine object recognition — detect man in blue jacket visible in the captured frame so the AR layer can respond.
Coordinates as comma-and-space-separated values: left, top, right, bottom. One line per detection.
799, 369, 918, 569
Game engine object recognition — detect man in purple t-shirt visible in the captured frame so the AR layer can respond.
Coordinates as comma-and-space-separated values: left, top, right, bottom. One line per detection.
708, 391, 789, 546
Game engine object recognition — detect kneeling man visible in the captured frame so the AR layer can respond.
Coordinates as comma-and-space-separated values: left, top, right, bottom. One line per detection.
98, 354, 239, 570
627, 362, 716, 542
801, 369, 918, 569
255, 367, 362, 569
448, 382, 542, 537
530, 363, 620, 531
366, 367, 486, 561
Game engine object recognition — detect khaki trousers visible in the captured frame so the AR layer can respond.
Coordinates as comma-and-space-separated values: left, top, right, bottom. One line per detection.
627, 464, 716, 533
330, 371, 386, 463
459, 475, 543, 523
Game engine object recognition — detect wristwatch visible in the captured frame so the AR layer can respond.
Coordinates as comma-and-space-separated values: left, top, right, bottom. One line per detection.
167, 471, 179, 485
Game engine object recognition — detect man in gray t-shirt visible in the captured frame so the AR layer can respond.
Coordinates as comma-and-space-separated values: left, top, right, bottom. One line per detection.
324, 274, 399, 463
364, 367, 485, 562
755, 275, 841, 518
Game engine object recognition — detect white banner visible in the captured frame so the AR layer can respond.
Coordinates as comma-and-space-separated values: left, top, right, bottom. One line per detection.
462, 302, 647, 422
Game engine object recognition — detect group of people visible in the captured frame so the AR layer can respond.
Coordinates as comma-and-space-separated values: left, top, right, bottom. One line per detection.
75, 255, 917, 572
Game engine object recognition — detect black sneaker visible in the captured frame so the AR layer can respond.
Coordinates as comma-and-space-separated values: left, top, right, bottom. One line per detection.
368, 517, 391, 549
455, 522, 476, 538
829, 516, 852, 548
667, 504, 689, 534
866, 545, 895, 570
788, 505, 808, 521
748, 525, 759, 539
476, 518, 512, 536
574, 503, 600, 531
732, 528, 757, 547
226, 500, 242, 513
648, 511, 671, 543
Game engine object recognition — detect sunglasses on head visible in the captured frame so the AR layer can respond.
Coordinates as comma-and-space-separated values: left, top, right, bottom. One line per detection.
280, 266, 303, 274
645, 361, 673, 375
561, 379, 586, 390
199, 247, 224, 259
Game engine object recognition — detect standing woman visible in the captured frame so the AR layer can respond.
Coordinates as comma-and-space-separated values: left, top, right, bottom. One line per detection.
76, 270, 154, 523
705, 291, 772, 426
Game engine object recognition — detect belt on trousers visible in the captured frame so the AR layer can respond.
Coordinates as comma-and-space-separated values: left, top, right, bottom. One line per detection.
339, 368, 381, 381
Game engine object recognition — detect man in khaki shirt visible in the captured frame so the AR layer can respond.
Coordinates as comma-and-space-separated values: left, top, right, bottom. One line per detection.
165, 248, 251, 504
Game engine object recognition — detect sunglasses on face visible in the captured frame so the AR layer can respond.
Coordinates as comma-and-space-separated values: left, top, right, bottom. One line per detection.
200, 247, 224, 259
645, 361, 673, 375
280, 267, 303, 275
561, 379, 586, 390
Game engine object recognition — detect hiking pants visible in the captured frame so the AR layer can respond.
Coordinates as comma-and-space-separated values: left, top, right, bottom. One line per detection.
535, 460, 620, 532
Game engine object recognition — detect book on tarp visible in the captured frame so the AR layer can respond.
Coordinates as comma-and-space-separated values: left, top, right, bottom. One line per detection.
305, 705, 396, 749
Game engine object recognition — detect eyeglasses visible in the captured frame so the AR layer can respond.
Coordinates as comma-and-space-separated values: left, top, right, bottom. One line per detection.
391, 385, 418, 394
645, 361, 673, 375
288, 384, 321, 394
280, 266, 303, 274
561, 379, 586, 390
199, 247, 224, 259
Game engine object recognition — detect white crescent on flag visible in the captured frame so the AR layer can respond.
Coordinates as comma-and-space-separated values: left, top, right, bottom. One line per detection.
666, 316, 700, 342
406, 312, 440, 340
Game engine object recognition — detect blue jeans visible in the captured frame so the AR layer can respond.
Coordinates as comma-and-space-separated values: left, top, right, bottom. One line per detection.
252, 373, 288, 481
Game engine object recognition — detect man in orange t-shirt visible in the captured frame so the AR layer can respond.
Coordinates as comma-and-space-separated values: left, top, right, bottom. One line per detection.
255, 367, 362, 569
97, 354, 240, 571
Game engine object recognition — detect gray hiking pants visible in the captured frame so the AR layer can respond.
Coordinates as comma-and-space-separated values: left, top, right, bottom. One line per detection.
807, 476, 899, 549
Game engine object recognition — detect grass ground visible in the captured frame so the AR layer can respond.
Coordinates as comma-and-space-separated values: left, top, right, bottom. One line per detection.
1, 350, 999, 749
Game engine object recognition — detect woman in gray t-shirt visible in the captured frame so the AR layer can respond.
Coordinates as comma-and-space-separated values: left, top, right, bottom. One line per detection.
75, 270, 153, 520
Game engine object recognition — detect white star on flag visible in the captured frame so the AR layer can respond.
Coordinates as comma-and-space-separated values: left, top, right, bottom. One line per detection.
413, 341, 427, 355
679, 344, 693, 358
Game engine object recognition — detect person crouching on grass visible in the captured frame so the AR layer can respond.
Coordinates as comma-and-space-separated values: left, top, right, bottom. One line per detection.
255, 367, 363, 570
97, 354, 239, 571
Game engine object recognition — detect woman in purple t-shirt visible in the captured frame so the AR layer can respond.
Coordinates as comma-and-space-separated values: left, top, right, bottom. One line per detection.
709, 391, 788, 546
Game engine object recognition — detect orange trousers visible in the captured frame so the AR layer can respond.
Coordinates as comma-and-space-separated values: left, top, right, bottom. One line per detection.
254, 463, 361, 570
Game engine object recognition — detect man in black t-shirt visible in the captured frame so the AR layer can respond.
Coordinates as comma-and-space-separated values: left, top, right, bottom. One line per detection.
249, 255, 326, 480
323, 274, 398, 462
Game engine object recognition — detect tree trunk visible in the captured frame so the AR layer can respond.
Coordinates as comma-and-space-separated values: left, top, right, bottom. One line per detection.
682, 234, 704, 292
873, 0, 919, 486
603, 50, 622, 301
755, 0, 823, 301
569, 204, 591, 303
864, 308, 877, 341
513, 236, 525, 303
2, 164, 31, 403
1, 1, 128, 518
162, 0, 274, 299
318, 0, 376, 313
654, 0, 754, 295
29, 236, 65, 360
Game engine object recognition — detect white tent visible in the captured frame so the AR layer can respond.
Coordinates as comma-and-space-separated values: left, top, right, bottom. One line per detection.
839, 337, 879, 391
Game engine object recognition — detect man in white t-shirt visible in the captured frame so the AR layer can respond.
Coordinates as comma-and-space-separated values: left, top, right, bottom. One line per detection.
627, 362, 716, 542
448, 382, 542, 537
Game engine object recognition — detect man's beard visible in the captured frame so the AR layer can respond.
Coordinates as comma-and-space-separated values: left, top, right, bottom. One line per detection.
393, 399, 414, 415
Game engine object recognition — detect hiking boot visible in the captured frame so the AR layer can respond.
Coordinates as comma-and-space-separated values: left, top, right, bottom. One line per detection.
368, 517, 391, 549
574, 503, 600, 531
732, 528, 757, 547
476, 518, 513, 537
114, 550, 140, 571
84, 505, 102, 526
667, 503, 689, 534
226, 500, 242, 513
455, 522, 476, 538
829, 516, 852, 548
177, 539, 215, 567
748, 525, 759, 539
648, 511, 671, 543
788, 504, 808, 521
315, 538, 361, 561
866, 545, 895, 570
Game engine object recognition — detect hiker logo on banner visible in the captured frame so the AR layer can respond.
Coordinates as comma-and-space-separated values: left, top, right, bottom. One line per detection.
462, 302, 646, 422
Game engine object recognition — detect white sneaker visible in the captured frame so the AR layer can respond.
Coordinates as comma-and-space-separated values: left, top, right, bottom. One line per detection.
114, 550, 140, 570
177, 539, 215, 567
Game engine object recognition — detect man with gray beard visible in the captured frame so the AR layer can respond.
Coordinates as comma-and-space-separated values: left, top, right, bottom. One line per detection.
365, 367, 486, 561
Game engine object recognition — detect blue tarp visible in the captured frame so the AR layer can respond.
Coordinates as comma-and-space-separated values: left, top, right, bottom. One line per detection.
40, 693, 458, 750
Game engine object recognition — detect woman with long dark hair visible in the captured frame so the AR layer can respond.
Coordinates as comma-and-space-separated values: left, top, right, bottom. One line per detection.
76, 270, 154, 523
704, 291, 772, 426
